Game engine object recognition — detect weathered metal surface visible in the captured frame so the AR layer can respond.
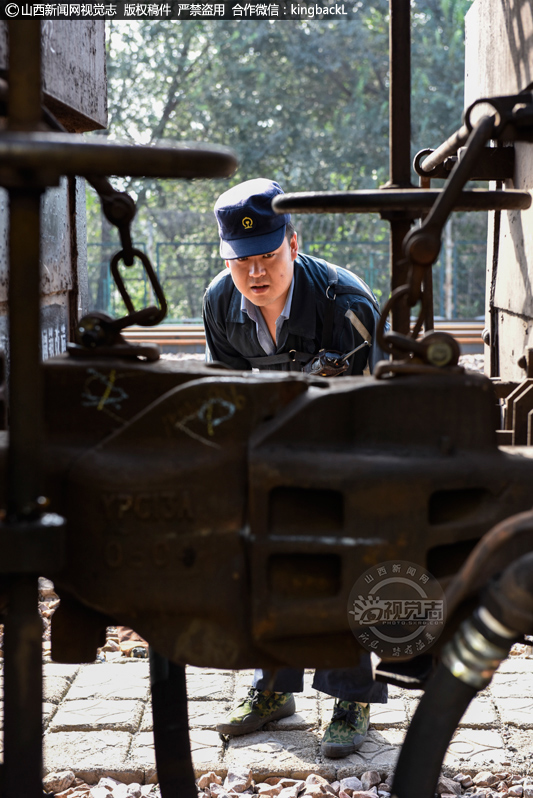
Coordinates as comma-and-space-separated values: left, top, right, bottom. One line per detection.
402, 116, 497, 304
505, 378, 533, 444
418, 126, 471, 174
272, 188, 531, 214
8, 357, 529, 671
465, 0, 533, 380
488, 143, 533, 379
0, 25, 98, 368
465, 0, 533, 104
0, 21, 106, 131
0, 19, 241, 797
445, 506, 533, 620
2, 10, 533, 796
0, 132, 238, 184
387, 0, 412, 335
415, 145, 515, 182
3, 22, 47, 798
0, 177, 85, 366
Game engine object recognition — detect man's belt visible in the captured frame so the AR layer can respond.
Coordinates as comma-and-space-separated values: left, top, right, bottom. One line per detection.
246, 351, 312, 371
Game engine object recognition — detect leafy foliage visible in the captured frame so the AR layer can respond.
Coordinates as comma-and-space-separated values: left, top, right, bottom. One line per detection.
87, 2, 488, 320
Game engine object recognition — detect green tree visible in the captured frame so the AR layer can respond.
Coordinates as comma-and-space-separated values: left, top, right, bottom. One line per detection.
88, 3, 483, 320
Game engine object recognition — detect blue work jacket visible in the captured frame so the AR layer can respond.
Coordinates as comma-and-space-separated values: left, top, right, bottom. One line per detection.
203, 253, 386, 375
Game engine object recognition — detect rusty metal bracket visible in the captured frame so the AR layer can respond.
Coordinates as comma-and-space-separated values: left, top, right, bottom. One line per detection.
373, 285, 461, 378
69, 244, 169, 360
402, 115, 497, 305
491, 349, 533, 446
445, 510, 533, 620
413, 145, 515, 182
417, 91, 533, 177
91, 178, 137, 266
110, 248, 167, 327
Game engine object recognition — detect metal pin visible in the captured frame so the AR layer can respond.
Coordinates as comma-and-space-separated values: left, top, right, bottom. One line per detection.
339, 340, 370, 364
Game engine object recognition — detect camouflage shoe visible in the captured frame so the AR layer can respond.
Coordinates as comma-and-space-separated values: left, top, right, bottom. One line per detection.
321, 700, 370, 758
216, 689, 295, 736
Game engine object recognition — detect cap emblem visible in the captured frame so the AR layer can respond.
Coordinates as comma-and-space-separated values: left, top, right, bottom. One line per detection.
242, 217, 254, 230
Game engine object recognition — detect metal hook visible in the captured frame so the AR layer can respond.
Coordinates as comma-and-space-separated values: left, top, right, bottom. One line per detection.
109, 248, 168, 330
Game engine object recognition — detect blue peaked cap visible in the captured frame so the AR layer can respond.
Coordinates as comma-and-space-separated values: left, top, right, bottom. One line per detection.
214, 178, 291, 259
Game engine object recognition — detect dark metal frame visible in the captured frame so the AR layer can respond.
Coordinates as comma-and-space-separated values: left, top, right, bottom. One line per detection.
3, 10, 533, 798
0, 20, 237, 798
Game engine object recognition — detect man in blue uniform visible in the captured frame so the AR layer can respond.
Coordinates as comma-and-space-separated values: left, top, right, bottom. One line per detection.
203, 178, 387, 758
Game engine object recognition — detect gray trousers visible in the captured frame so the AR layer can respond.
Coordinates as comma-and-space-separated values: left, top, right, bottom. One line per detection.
253, 653, 387, 703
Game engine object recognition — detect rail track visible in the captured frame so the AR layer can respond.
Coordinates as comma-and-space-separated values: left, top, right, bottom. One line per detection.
122, 319, 485, 355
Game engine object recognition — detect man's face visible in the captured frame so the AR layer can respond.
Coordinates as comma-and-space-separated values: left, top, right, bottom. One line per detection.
226, 234, 298, 311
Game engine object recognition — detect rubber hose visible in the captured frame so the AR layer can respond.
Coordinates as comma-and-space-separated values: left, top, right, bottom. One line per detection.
391, 662, 477, 798
149, 648, 197, 798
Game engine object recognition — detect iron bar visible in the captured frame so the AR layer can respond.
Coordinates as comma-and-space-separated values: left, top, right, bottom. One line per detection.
388, 0, 413, 335
6, 23, 41, 132
404, 117, 497, 273
3, 21, 45, 798
419, 172, 434, 331
272, 189, 530, 214
3, 576, 44, 798
420, 125, 471, 175
420, 118, 496, 241
389, 0, 412, 188
6, 189, 43, 515
0, 132, 237, 181
149, 650, 197, 798
419, 125, 471, 174
423, 269, 434, 332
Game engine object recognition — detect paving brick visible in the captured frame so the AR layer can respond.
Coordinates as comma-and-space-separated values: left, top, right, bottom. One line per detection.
444, 729, 507, 766
127, 731, 157, 771
302, 673, 322, 699
189, 700, 232, 729
490, 673, 533, 698
43, 730, 133, 782
186, 670, 234, 701
405, 696, 420, 720
43, 663, 80, 681
320, 697, 335, 718
67, 663, 150, 701
224, 730, 321, 779
389, 685, 423, 700
190, 729, 225, 768
334, 728, 404, 776
49, 698, 143, 733
495, 696, 533, 727
44, 675, 72, 704
365, 699, 407, 729
30, 659, 533, 781
128, 729, 223, 776
43, 701, 58, 727
458, 698, 498, 728
187, 666, 234, 677
140, 705, 153, 733
139, 701, 229, 733
496, 657, 533, 674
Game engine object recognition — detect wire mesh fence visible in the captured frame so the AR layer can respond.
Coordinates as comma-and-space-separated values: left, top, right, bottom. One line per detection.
87, 238, 487, 322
